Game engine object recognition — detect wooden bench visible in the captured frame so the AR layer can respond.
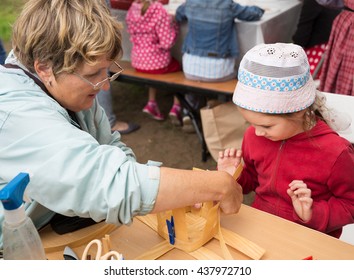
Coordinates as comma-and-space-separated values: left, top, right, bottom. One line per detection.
110, 60, 238, 161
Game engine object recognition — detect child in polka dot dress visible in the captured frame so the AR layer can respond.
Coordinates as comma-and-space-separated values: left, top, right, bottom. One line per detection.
126, 0, 182, 124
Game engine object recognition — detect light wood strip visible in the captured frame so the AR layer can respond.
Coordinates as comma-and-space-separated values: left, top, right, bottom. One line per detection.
173, 208, 189, 242
102, 234, 111, 254
112, 61, 237, 96
189, 247, 224, 260
215, 228, 265, 260
136, 215, 158, 231
134, 241, 173, 260
233, 164, 243, 180
217, 210, 234, 260
41, 223, 117, 254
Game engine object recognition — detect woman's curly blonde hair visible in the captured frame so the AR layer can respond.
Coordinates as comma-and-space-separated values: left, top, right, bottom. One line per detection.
12, 0, 123, 76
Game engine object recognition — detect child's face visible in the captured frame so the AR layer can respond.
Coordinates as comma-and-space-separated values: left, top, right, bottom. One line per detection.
238, 107, 305, 141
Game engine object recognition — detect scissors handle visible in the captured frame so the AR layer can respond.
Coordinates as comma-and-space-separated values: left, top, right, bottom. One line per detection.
82, 239, 123, 260
100, 251, 124, 260
82, 239, 102, 260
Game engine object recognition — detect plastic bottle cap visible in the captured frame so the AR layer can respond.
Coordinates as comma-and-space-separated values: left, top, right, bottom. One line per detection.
0, 173, 30, 210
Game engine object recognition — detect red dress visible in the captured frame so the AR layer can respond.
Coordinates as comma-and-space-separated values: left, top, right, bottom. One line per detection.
126, 1, 179, 72
319, 1, 354, 96
305, 43, 326, 78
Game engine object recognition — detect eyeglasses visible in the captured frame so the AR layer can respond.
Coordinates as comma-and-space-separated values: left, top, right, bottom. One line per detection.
73, 61, 123, 90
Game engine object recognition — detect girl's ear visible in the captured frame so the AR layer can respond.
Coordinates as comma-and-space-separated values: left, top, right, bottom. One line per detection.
34, 60, 54, 85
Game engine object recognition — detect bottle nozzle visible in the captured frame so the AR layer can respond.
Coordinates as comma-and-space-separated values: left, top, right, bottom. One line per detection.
0, 173, 30, 210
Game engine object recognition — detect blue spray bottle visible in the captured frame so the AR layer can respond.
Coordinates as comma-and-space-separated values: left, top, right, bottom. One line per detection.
0, 172, 46, 260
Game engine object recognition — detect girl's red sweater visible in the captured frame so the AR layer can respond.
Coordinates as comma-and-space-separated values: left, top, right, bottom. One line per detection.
239, 120, 354, 238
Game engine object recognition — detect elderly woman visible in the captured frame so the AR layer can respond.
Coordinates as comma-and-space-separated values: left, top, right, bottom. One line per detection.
0, 0, 242, 248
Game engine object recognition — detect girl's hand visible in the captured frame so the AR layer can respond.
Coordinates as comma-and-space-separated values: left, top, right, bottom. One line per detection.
217, 148, 242, 177
287, 180, 313, 222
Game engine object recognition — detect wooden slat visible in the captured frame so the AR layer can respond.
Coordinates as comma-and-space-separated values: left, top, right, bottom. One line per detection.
136, 214, 158, 231
215, 228, 265, 260
134, 241, 173, 260
173, 208, 189, 242
217, 210, 234, 260
189, 247, 224, 260
102, 234, 112, 255
40, 222, 117, 254
111, 60, 237, 96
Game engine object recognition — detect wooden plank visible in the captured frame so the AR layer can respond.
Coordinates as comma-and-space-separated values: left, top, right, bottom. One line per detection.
189, 247, 224, 260
217, 210, 234, 260
40, 222, 117, 254
173, 208, 189, 242
134, 241, 173, 260
112, 60, 237, 96
215, 227, 266, 260
136, 214, 158, 231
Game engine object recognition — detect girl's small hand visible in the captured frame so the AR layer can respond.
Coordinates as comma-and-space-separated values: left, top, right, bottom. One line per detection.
193, 202, 202, 209
287, 180, 313, 222
217, 148, 242, 177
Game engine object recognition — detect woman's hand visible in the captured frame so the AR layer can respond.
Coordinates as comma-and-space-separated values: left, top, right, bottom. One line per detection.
287, 180, 313, 222
153, 168, 243, 215
217, 148, 242, 177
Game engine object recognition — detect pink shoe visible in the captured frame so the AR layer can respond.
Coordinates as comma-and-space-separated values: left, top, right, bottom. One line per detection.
143, 101, 165, 121
169, 104, 182, 126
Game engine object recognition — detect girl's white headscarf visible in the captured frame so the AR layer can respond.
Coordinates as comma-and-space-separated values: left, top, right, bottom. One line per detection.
233, 43, 351, 132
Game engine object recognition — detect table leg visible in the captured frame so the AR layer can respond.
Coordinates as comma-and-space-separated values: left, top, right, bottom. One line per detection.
175, 92, 209, 162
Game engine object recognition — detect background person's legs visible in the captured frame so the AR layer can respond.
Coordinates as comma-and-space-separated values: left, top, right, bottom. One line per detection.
97, 87, 116, 127
97, 87, 140, 134
0, 39, 7, 65
142, 87, 164, 121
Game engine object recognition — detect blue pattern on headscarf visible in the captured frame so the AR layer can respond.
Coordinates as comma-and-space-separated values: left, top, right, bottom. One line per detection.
238, 68, 310, 92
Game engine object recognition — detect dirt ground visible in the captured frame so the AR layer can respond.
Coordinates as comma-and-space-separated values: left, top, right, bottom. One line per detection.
110, 81, 217, 171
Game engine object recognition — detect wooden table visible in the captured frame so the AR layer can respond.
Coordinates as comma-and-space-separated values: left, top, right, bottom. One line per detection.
114, 61, 236, 97
40, 204, 354, 260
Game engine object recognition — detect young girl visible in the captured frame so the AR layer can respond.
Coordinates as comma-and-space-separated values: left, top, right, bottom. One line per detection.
218, 43, 354, 238
126, 0, 182, 124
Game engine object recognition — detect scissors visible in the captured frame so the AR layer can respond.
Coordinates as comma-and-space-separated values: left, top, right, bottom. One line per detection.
81, 239, 123, 260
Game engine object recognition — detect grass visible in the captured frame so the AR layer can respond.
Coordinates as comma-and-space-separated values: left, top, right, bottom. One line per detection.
0, 0, 24, 43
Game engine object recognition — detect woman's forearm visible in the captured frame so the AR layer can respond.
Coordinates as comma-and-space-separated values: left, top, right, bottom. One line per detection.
152, 167, 243, 214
